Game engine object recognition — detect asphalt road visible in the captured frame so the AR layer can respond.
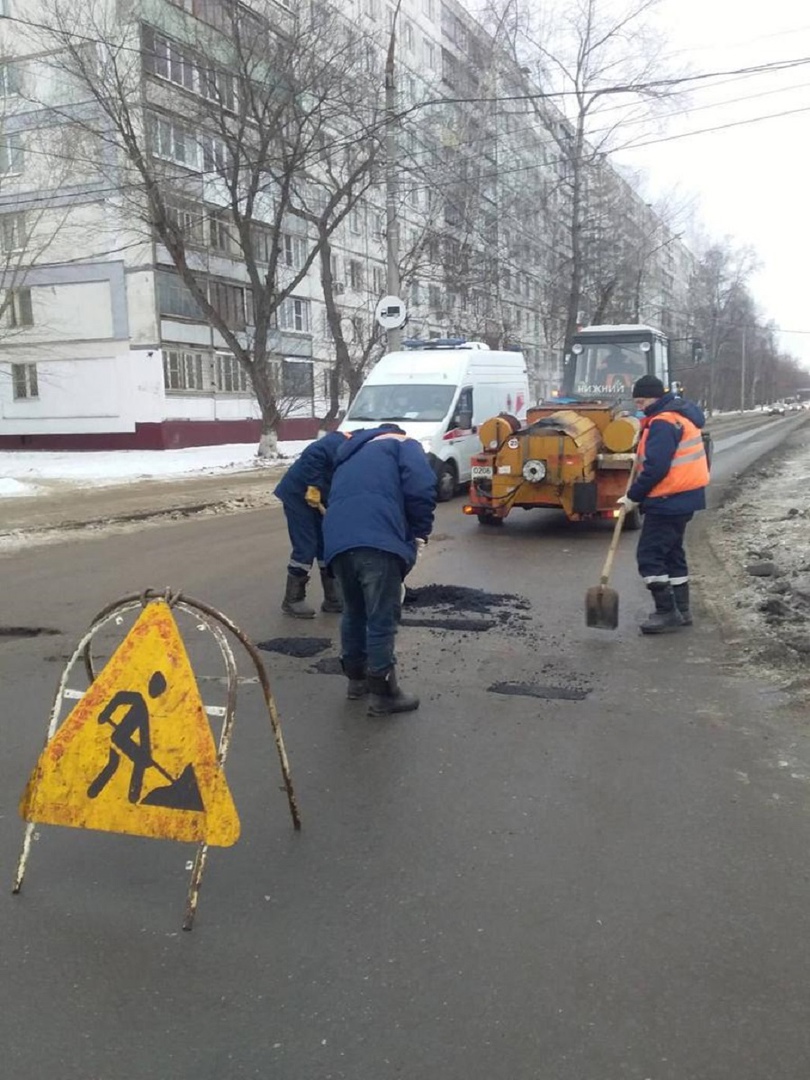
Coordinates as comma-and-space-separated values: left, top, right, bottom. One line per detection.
2, 412, 809, 1080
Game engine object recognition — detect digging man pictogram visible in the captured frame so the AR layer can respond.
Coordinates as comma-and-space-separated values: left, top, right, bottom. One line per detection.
87, 670, 204, 811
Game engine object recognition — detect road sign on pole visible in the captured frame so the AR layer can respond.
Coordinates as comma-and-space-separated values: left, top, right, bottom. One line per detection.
375, 295, 407, 330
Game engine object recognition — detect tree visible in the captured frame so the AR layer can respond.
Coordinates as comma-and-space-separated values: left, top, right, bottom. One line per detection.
32, 0, 385, 454
490, 0, 679, 357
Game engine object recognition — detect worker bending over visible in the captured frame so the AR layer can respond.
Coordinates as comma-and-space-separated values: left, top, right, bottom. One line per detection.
274, 430, 349, 618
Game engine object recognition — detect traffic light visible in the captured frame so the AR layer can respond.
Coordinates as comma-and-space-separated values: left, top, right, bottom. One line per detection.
692, 339, 705, 364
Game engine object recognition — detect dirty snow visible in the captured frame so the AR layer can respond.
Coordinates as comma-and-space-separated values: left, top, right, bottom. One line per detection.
0, 440, 312, 499
705, 423, 810, 699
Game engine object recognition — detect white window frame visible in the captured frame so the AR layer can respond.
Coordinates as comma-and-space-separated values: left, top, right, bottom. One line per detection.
163, 348, 208, 392
1, 210, 26, 252
277, 297, 311, 333
150, 116, 198, 169
282, 233, 307, 270
6, 287, 33, 327
11, 362, 38, 400
0, 130, 23, 174
214, 352, 249, 393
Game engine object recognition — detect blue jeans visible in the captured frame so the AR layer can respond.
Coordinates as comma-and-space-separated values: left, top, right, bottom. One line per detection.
283, 499, 324, 575
331, 548, 404, 675
637, 512, 693, 585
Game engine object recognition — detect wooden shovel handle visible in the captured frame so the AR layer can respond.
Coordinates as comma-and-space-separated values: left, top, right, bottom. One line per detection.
599, 459, 639, 586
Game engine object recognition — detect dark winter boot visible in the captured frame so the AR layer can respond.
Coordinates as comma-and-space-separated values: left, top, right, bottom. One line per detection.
341, 658, 368, 699
281, 572, 315, 619
367, 668, 420, 717
639, 582, 683, 635
672, 582, 693, 626
320, 568, 343, 614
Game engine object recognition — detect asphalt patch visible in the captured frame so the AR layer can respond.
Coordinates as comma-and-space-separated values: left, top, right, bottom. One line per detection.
257, 637, 332, 658
400, 616, 497, 632
308, 656, 344, 675
488, 681, 589, 701
404, 584, 530, 613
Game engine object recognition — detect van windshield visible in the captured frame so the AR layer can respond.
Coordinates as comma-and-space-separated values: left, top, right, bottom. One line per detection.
345, 384, 456, 423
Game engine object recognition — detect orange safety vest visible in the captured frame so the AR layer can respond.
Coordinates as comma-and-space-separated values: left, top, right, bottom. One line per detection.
638, 411, 709, 498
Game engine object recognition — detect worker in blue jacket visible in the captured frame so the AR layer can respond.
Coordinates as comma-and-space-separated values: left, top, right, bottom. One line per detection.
618, 375, 710, 633
274, 430, 350, 618
323, 424, 437, 716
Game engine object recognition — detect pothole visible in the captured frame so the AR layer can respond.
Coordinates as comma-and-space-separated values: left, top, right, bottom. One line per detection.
257, 637, 332, 658
0, 626, 61, 640
487, 681, 590, 701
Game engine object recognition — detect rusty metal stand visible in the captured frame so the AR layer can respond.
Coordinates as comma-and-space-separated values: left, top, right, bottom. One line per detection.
13, 589, 300, 930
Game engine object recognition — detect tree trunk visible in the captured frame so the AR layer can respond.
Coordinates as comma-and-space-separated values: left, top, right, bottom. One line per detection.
251, 355, 282, 458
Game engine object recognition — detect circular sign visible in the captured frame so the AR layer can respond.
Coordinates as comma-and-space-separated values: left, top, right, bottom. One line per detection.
375, 295, 407, 330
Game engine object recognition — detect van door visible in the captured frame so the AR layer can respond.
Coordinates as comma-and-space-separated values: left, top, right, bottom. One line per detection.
443, 386, 477, 488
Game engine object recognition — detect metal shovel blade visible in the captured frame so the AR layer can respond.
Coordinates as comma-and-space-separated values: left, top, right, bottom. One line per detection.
585, 583, 619, 630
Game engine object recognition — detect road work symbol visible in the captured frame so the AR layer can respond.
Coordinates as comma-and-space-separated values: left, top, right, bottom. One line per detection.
20, 602, 240, 846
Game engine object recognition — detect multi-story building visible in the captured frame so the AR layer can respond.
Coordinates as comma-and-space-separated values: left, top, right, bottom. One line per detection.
0, 0, 696, 449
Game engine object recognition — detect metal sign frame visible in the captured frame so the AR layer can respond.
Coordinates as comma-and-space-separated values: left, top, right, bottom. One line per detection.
13, 588, 300, 930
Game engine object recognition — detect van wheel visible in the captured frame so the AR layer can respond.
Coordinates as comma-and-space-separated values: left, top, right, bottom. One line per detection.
623, 506, 642, 531
437, 462, 457, 502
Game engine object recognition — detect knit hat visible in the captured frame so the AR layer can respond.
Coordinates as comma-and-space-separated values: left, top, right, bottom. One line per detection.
632, 375, 665, 398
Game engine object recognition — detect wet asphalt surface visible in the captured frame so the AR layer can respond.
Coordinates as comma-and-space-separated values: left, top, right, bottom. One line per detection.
2, 414, 810, 1079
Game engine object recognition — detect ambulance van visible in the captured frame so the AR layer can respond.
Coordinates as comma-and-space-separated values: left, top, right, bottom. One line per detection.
339, 339, 529, 501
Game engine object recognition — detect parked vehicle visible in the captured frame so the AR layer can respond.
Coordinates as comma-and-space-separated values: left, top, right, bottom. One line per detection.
339, 339, 529, 501
464, 323, 710, 528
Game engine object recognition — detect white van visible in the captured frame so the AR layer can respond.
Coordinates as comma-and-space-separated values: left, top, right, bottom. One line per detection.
339, 340, 529, 501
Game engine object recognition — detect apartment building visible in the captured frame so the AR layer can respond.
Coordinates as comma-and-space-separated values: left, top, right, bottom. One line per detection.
0, 0, 695, 449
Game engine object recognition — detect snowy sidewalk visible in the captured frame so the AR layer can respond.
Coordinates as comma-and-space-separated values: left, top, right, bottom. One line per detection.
0, 441, 309, 540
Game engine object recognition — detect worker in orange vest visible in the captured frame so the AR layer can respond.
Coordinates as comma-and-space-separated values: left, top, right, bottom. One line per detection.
617, 375, 710, 634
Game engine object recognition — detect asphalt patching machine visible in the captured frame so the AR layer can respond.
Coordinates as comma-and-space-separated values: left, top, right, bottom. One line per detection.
464, 324, 688, 529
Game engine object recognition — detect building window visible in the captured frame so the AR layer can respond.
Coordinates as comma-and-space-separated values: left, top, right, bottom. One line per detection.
202, 133, 227, 174
282, 233, 307, 270
210, 280, 251, 329
149, 115, 198, 169
163, 349, 207, 391
11, 362, 38, 399
214, 352, 249, 392
277, 297, 311, 333
349, 259, 364, 290
372, 265, 385, 295
156, 271, 202, 319
163, 200, 204, 245
0, 130, 23, 173
1, 211, 26, 252
207, 209, 233, 253
349, 208, 362, 234
0, 61, 21, 96
282, 359, 313, 398
5, 287, 33, 327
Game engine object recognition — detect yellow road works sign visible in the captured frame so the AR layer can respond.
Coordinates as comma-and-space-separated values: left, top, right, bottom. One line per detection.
20, 602, 240, 846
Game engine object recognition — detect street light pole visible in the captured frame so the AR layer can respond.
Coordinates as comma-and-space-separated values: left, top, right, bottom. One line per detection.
385, 0, 403, 352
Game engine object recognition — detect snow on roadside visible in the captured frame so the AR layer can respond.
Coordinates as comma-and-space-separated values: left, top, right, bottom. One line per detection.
0, 440, 312, 499
706, 423, 810, 696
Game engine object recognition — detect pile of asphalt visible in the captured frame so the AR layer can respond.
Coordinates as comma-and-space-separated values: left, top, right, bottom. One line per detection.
401, 583, 532, 635
257, 637, 332, 658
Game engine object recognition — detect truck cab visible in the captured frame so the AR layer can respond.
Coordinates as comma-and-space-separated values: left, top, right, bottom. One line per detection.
561, 324, 671, 409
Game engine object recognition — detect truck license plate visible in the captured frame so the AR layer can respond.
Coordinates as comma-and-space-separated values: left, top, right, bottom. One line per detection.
471, 465, 493, 478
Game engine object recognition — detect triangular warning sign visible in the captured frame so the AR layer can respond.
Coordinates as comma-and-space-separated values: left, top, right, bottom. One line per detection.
20, 602, 240, 847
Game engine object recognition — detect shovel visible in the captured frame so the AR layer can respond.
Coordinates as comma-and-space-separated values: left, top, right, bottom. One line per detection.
585, 459, 640, 630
